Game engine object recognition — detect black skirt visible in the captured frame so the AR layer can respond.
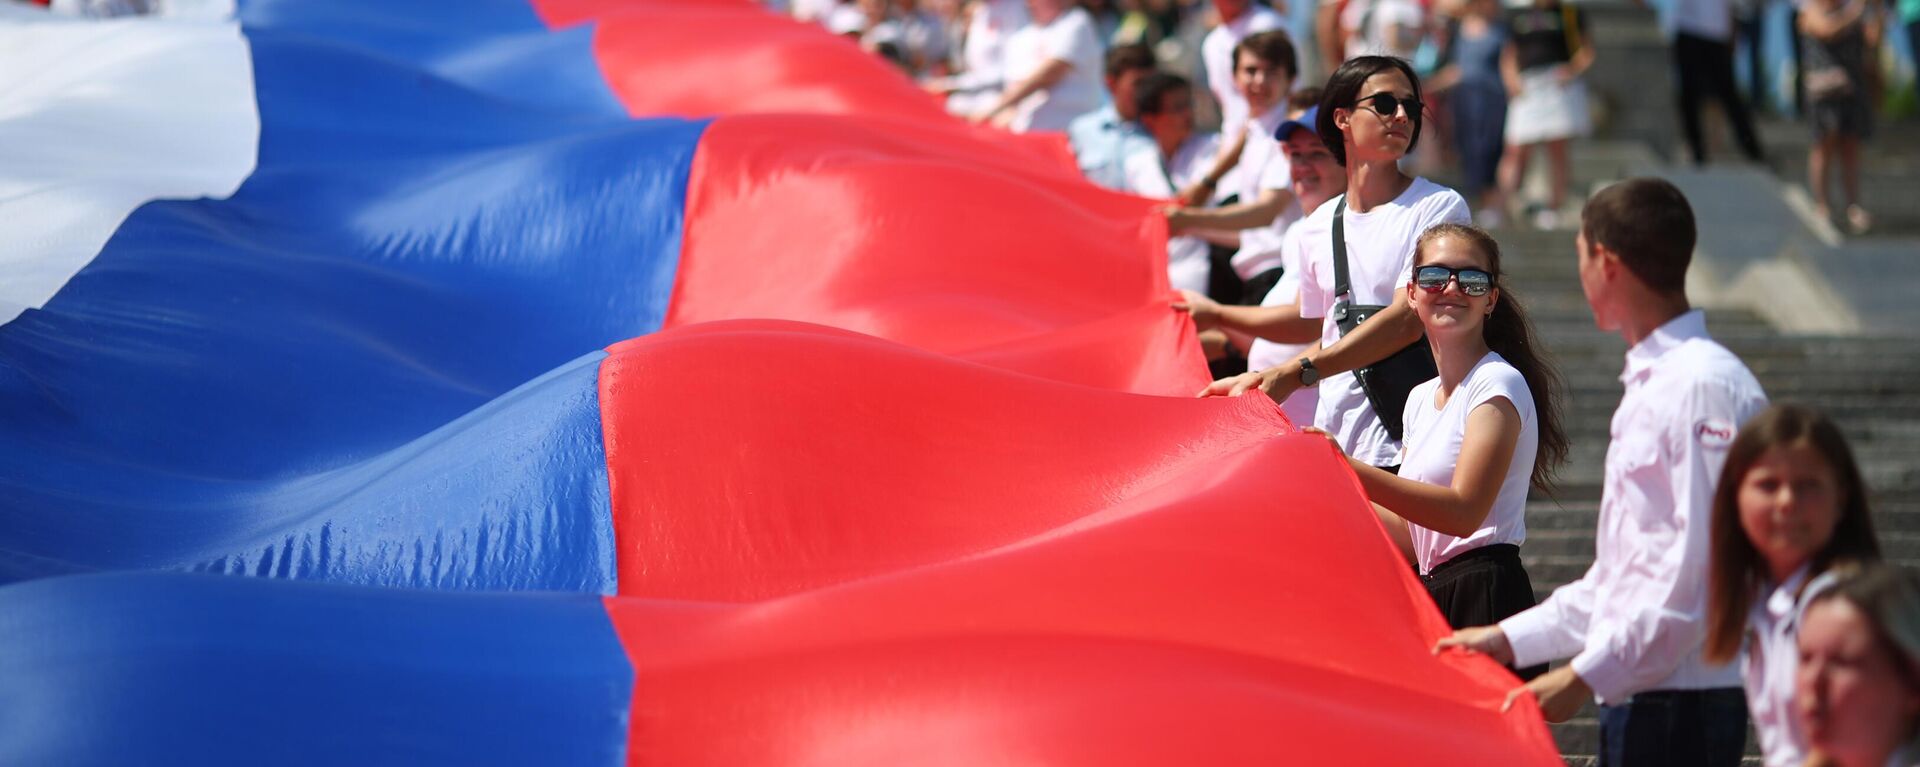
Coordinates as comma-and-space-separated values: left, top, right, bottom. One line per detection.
1425, 543, 1547, 680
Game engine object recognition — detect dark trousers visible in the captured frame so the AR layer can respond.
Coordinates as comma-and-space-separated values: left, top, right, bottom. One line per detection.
1598, 688, 1749, 767
1672, 32, 1766, 165
1424, 544, 1545, 680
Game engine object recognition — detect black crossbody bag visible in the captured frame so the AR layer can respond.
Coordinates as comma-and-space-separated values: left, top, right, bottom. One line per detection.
1329, 198, 1437, 443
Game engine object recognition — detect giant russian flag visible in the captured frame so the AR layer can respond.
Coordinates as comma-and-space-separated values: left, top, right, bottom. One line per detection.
0, 1, 1561, 764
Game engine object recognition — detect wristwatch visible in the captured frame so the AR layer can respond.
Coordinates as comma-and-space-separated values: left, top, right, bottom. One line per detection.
1297, 357, 1321, 387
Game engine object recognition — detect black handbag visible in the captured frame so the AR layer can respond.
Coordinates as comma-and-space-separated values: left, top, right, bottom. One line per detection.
1329, 198, 1437, 443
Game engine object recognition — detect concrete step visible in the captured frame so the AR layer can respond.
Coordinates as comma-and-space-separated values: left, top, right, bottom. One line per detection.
1522, 525, 1920, 563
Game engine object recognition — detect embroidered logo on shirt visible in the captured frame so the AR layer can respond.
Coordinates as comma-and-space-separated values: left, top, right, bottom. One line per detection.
1696, 419, 1736, 449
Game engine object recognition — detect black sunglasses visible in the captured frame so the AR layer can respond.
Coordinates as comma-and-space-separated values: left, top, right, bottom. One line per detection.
1412, 265, 1494, 296
1357, 92, 1423, 119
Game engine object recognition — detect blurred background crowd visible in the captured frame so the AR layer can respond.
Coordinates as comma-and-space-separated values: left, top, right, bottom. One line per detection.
764, 0, 1919, 234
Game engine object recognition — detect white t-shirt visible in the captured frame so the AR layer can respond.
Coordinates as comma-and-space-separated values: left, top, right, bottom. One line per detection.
945, 0, 1029, 116
792, 0, 840, 22
1125, 132, 1224, 294
1664, 0, 1734, 41
1002, 7, 1106, 133
1228, 101, 1297, 280
1200, 4, 1287, 140
1295, 178, 1471, 466
1247, 220, 1318, 428
1341, 0, 1426, 59
1398, 352, 1537, 575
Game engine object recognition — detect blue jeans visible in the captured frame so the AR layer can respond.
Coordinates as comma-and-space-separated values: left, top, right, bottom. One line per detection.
1598, 688, 1749, 767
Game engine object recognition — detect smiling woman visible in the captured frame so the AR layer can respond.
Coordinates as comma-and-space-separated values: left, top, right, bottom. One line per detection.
1704, 403, 1884, 767
1313, 223, 1567, 679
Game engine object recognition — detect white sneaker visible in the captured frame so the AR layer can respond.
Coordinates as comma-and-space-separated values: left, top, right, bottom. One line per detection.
1474, 208, 1507, 228
1532, 208, 1560, 230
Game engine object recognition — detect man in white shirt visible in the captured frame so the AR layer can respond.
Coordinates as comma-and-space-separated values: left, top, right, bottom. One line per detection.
1068, 43, 1160, 190
1162, 31, 1299, 304
975, 0, 1105, 132
1437, 178, 1767, 767
1201, 0, 1289, 140
1123, 72, 1223, 294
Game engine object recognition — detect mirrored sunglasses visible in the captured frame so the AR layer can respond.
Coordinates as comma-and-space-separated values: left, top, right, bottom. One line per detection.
1412, 265, 1494, 296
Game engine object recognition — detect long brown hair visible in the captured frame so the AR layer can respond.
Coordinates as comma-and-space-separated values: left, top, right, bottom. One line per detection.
1412, 223, 1567, 493
1703, 404, 1883, 664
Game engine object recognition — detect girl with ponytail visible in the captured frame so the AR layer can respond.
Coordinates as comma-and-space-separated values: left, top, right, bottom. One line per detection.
1309, 222, 1567, 677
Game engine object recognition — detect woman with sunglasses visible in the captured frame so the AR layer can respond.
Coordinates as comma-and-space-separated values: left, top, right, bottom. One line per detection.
1310, 223, 1568, 672
1205, 56, 1470, 474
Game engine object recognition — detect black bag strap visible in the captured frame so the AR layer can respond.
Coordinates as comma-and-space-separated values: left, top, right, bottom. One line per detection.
1331, 197, 1351, 302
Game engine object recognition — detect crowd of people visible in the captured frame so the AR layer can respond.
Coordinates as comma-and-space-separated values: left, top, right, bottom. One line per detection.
784, 0, 1918, 235
785, 1, 1920, 763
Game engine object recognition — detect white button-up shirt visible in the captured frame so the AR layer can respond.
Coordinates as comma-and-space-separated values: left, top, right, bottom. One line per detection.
1501, 310, 1768, 703
1747, 566, 1841, 767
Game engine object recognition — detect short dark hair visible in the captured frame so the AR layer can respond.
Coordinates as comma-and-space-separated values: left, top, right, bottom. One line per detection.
1580, 177, 1694, 293
1231, 30, 1298, 81
1132, 71, 1191, 117
1289, 85, 1323, 111
1104, 42, 1157, 79
1315, 56, 1424, 167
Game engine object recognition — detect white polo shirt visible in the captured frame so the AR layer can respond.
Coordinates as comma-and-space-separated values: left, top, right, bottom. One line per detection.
1398, 352, 1536, 575
1228, 102, 1297, 280
1124, 132, 1225, 294
1002, 6, 1105, 133
1745, 566, 1842, 767
1501, 310, 1768, 704
1294, 179, 1471, 467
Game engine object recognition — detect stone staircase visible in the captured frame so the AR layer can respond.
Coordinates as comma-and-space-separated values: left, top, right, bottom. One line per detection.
1754, 117, 1920, 237
1487, 226, 1920, 765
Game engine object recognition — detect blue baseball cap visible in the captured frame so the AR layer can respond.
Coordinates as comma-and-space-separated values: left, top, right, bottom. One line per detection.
1274, 106, 1319, 143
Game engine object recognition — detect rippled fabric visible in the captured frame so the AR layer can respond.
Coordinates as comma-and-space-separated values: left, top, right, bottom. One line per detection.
0, 573, 634, 766
0, 1, 1564, 765
0, 31, 695, 588
671, 114, 1201, 390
